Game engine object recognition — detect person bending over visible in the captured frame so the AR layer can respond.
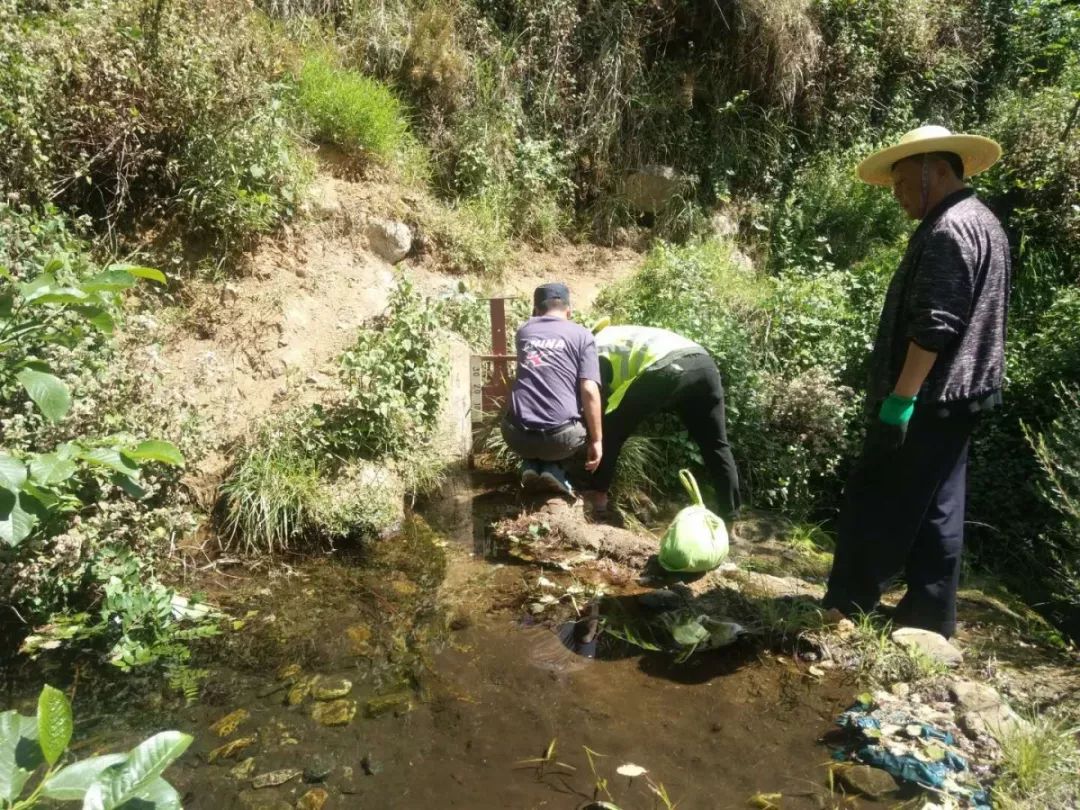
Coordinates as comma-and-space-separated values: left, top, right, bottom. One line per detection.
582, 323, 741, 521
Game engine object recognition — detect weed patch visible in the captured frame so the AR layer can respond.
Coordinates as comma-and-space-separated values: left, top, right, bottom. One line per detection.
298, 51, 410, 162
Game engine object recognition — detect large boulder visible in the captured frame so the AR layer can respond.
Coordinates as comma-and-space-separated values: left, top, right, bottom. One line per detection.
366, 218, 413, 264
619, 166, 680, 214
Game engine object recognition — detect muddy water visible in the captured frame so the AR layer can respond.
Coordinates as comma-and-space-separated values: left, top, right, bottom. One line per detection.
104, 474, 860, 808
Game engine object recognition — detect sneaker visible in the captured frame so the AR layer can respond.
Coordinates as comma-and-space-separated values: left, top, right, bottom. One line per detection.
539, 463, 574, 497
520, 460, 542, 490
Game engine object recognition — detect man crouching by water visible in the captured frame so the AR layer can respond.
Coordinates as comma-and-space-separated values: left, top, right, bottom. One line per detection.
500, 283, 603, 496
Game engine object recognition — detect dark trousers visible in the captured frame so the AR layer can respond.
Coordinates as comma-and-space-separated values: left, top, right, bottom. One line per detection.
823, 409, 978, 638
590, 353, 741, 518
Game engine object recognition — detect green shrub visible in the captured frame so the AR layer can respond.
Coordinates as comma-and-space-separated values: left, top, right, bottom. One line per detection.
298, 51, 410, 161
595, 239, 771, 412
0, 208, 211, 677
768, 146, 910, 276
0, 0, 307, 249
180, 99, 311, 245
739, 368, 859, 516
595, 239, 864, 515
980, 68, 1080, 259
1024, 387, 1080, 617
322, 278, 448, 458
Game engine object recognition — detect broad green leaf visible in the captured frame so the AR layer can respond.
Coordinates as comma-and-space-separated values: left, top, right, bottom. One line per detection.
19, 273, 57, 298
110, 264, 167, 285
25, 288, 91, 305
112, 474, 148, 501
83, 732, 192, 809
29, 452, 78, 486
0, 710, 25, 803
0, 265, 10, 279
127, 442, 185, 467
120, 776, 182, 810
17, 368, 72, 422
80, 270, 136, 294
0, 710, 42, 803
78, 448, 140, 477
74, 306, 117, 335
668, 617, 710, 647
0, 453, 27, 492
37, 686, 73, 766
43, 754, 127, 800
0, 490, 39, 547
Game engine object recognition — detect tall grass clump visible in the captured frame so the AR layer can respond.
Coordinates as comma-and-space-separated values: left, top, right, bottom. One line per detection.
992, 714, 1080, 809
219, 432, 405, 554
219, 430, 326, 554
298, 51, 410, 162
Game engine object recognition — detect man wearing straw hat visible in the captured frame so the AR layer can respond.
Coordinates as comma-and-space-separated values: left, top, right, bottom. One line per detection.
823, 126, 1011, 639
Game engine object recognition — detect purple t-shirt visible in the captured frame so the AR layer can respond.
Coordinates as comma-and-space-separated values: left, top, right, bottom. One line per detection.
510, 316, 600, 430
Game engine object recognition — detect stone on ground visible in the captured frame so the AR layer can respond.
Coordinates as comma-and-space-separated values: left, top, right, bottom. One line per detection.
950, 679, 1026, 739
251, 768, 302, 789
230, 757, 257, 780
312, 698, 357, 726
365, 691, 412, 718
311, 675, 353, 701
303, 755, 334, 783
210, 708, 250, 737
836, 764, 900, 799
296, 788, 329, 810
891, 627, 963, 667
366, 218, 412, 264
209, 735, 257, 763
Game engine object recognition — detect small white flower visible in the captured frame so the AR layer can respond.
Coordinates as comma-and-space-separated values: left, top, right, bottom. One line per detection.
616, 764, 647, 778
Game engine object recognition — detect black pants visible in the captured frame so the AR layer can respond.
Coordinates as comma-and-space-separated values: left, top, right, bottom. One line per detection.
823, 409, 978, 638
590, 353, 741, 518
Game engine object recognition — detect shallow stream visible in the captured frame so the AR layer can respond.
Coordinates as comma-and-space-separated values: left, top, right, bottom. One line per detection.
15, 472, 867, 809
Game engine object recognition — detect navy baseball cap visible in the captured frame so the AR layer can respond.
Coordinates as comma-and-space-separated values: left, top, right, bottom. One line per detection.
533, 282, 570, 309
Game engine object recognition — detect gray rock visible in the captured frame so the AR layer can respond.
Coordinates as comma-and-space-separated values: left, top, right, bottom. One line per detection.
891, 627, 963, 667
619, 166, 679, 214
303, 755, 334, 783
950, 679, 1026, 739
366, 219, 412, 264
837, 764, 899, 799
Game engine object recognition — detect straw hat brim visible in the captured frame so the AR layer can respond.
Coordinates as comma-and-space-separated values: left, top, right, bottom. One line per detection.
857, 135, 1002, 186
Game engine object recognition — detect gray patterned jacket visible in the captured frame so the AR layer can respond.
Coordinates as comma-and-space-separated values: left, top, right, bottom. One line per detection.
867, 189, 1011, 415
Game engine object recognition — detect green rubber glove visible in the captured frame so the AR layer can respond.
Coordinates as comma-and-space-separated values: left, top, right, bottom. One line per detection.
879, 393, 916, 426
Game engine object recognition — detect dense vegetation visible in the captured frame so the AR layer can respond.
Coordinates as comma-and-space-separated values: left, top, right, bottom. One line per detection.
1, 0, 1078, 690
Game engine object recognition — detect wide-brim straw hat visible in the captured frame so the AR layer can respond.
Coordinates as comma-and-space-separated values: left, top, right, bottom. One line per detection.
857, 125, 1002, 186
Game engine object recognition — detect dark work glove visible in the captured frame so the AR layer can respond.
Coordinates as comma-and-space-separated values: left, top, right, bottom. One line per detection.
864, 393, 916, 456
865, 418, 907, 456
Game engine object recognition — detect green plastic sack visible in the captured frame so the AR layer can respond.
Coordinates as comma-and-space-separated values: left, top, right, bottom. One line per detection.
658, 470, 729, 573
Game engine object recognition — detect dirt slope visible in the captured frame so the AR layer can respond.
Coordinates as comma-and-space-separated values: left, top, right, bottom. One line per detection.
153, 171, 643, 491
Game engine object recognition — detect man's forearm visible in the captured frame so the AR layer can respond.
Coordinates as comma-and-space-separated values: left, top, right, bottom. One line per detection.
581, 380, 603, 440
894, 341, 938, 398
